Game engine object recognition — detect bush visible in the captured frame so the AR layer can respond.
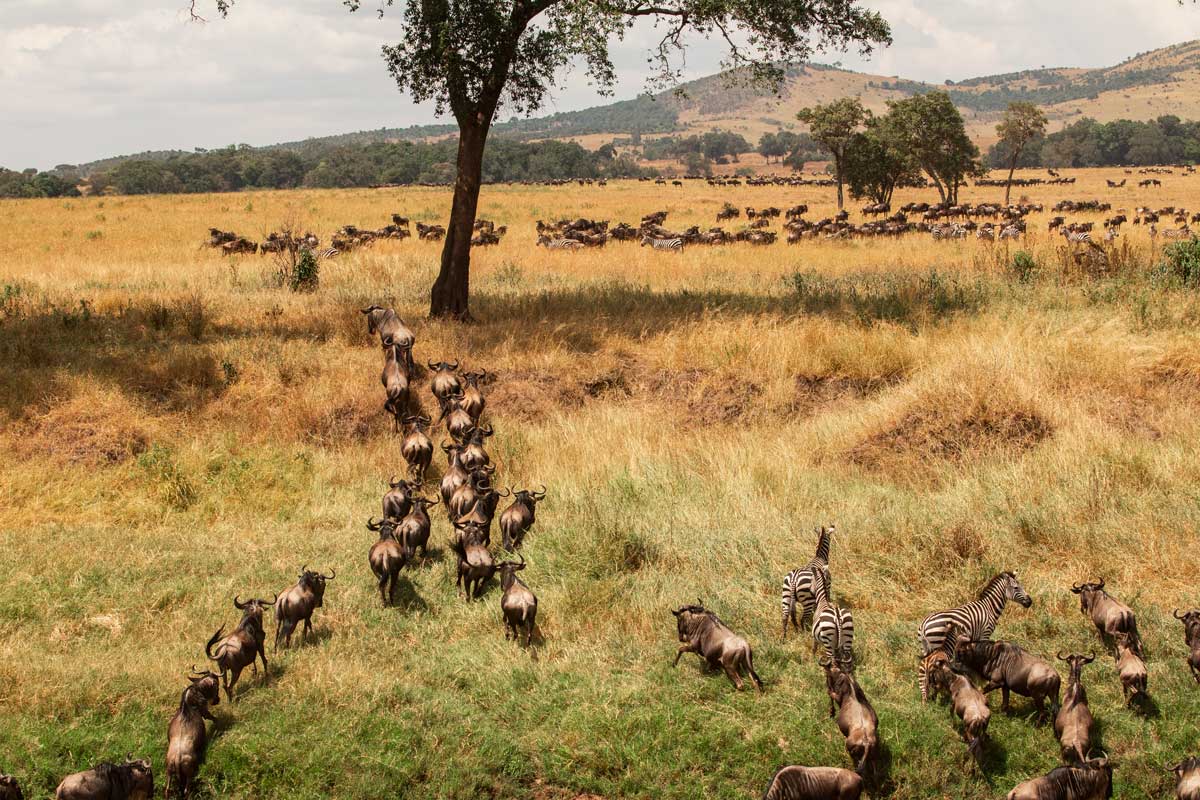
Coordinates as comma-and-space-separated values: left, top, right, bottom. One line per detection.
1009, 250, 1038, 283
1158, 237, 1200, 287
290, 248, 320, 292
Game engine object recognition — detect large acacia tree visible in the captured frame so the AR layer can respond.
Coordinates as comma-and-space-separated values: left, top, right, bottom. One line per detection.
196, 0, 889, 319
996, 101, 1047, 204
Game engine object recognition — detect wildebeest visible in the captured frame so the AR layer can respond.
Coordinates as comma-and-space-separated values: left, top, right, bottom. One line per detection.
0, 774, 22, 800
1054, 652, 1096, 765
928, 638, 989, 765
955, 638, 1061, 723
382, 477, 416, 521
671, 600, 763, 692
1114, 632, 1147, 705
1170, 756, 1200, 800
400, 415, 434, 480
822, 660, 878, 775
448, 523, 496, 600
205, 595, 274, 702
274, 566, 334, 649
1174, 608, 1200, 683
439, 442, 469, 507
498, 553, 537, 646
361, 305, 415, 372
428, 360, 461, 402
761, 765, 862, 800
1070, 578, 1140, 655
448, 465, 498, 524
460, 370, 487, 422
1005, 755, 1112, 800
367, 517, 413, 606
498, 485, 546, 550
381, 342, 411, 427
459, 424, 494, 471
164, 669, 221, 799
55, 757, 153, 800
398, 496, 438, 562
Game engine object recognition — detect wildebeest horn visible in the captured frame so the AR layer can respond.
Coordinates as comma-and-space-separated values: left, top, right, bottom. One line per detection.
190, 664, 207, 675
321, 568, 336, 580
234, 595, 248, 609
427, 360, 438, 370
481, 423, 494, 436
497, 486, 511, 497
1057, 651, 1069, 662
426, 497, 440, 506
517, 552, 526, 566
1071, 581, 1083, 592
1084, 651, 1095, 664
360, 306, 376, 314
389, 475, 402, 488
818, 656, 832, 667
440, 440, 452, 452
533, 484, 547, 499
1096, 577, 1105, 590
367, 517, 382, 531
1175, 608, 1187, 619
449, 360, 459, 370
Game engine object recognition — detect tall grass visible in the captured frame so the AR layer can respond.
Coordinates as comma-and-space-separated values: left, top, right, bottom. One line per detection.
2, 169, 1200, 798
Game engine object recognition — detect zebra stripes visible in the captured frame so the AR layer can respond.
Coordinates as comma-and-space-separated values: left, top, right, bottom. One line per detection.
542, 238, 584, 250
781, 525, 835, 640
811, 567, 854, 669
640, 236, 683, 251
916, 571, 1032, 701
1061, 230, 1092, 245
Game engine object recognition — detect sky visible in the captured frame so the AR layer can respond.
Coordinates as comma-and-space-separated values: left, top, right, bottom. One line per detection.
4, 0, 1200, 170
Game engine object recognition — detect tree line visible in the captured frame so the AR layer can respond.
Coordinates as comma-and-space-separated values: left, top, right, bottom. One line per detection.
986, 115, 1200, 169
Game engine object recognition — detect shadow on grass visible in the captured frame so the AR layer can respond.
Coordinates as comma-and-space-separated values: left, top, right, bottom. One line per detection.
391, 576, 429, 613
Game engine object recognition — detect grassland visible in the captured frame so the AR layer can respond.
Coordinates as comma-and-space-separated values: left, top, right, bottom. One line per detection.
2, 167, 1200, 799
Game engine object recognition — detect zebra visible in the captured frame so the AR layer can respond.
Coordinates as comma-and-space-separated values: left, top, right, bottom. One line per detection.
538, 237, 584, 250
639, 236, 683, 251
780, 525, 836, 640
315, 246, 339, 260
916, 571, 1032, 702
1061, 229, 1091, 245
998, 225, 1022, 241
811, 567, 854, 669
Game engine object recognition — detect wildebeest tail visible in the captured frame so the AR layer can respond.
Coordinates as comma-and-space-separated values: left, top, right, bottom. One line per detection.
206, 625, 225, 660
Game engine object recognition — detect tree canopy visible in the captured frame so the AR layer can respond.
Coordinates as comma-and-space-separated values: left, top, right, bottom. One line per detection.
796, 98, 869, 209
995, 101, 1047, 203
887, 91, 980, 205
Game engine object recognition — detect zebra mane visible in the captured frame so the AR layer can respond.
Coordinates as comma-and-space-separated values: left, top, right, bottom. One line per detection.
975, 572, 1012, 601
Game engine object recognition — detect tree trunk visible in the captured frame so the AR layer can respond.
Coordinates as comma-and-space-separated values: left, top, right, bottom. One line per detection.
834, 155, 844, 210
430, 123, 486, 320
1004, 151, 1019, 205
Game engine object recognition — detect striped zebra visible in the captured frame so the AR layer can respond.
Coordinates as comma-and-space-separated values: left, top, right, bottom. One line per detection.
999, 225, 1022, 241
540, 237, 584, 250
916, 571, 1032, 701
640, 236, 683, 251
1061, 229, 1091, 245
316, 246, 339, 260
811, 567, 854, 669
781, 525, 836, 640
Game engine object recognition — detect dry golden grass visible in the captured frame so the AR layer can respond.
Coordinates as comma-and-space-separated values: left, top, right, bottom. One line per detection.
1, 168, 1200, 799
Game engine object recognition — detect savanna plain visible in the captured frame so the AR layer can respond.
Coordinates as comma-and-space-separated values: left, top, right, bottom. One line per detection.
1, 169, 1199, 799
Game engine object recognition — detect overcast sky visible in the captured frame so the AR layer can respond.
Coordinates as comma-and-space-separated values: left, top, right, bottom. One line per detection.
4, 0, 1200, 170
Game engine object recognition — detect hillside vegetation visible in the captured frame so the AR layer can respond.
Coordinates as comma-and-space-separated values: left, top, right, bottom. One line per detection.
2, 170, 1200, 799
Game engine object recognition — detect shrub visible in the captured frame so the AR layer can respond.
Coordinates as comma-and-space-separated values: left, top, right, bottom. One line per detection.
137, 443, 196, 510
1158, 237, 1200, 287
290, 248, 320, 292
1009, 250, 1038, 283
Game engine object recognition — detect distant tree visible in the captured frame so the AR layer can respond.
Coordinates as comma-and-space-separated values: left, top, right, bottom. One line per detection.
843, 113, 917, 205
796, 98, 870, 209
888, 91, 980, 204
197, 0, 890, 320
995, 101, 1047, 204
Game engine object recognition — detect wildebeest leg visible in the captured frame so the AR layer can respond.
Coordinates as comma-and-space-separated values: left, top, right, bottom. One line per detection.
303, 616, 313, 643
673, 643, 694, 666
378, 574, 390, 607
744, 649, 764, 692
525, 621, 534, 648
259, 644, 268, 682
227, 666, 242, 703
721, 655, 745, 690
389, 576, 398, 607
1001, 686, 1011, 713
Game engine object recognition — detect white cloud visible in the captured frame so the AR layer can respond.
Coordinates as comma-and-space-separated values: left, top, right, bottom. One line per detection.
4, 0, 1200, 169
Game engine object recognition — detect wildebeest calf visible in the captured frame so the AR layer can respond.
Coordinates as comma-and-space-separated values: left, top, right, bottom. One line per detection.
761, 765, 862, 800
672, 600, 763, 691
822, 660, 878, 775
1006, 756, 1112, 800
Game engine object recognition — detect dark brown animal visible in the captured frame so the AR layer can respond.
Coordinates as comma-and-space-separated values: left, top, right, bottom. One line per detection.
400, 416, 434, 480
460, 370, 487, 422
1005, 756, 1112, 800
439, 442, 469, 507
822, 660, 878, 775
955, 639, 1061, 723
459, 425, 494, 471
928, 640, 990, 766
499, 485, 545, 550
1071, 579, 1140, 655
761, 765, 862, 800
398, 496, 438, 561
1173, 609, 1200, 683
367, 517, 413, 606
0, 774, 23, 800
439, 391, 475, 442
274, 566, 334, 649
1170, 756, 1200, 800
361, 306, 415, 372
55, 757, 154, 800
381, 342, 411, 428
1054, 652, 1095, 765
498, 553, 537, 646
205, 595, 273, 702
382, 477, 416, 521
164, 669, 221, 798
428, 360, 461, 402
448, 466, 497, 524
1114, 632, 1147, 705
671, 601, 763, 692
448, 523, 496, 600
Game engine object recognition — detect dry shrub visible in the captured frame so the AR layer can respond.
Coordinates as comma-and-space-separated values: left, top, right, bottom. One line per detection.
790, 373, 901, 416
12, 388, 149, 465
488, 370, 585, 422
926, 523, 989, 570
127, 350, 223, 407
302, 391, 392, 446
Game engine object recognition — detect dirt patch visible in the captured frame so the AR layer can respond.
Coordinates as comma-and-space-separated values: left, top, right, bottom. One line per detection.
10, 390, 150, 466
847, 405, 1052, 478
789, 374, 902, 416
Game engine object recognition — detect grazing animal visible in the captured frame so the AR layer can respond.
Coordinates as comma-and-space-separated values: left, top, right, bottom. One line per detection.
274, 566, 334, 649
1054, 653, 1096, 765
781, 525, 837, 640
537, 236, 584, 250
932, 657, 991, 766
448, 523, 496, 600
360, 305, 415, 372
761, 765, 863, 800
55, 757, 154, 800
205, 595, 274, 702
1173, 608, 1200, 682
498, 485, 546, 550
955, 638, 1060, 723
1070, 579, 1140, 655
460, 370, 487, 422
917, 571, 1032, 701
439, 392, 475, 442
367, 517, 414, 606
400, 415, 434, 480
640, 236, 683, 251
398, 496, 438, 562
1005, 756, 1112, 800
822, 660, 878, 775
0, 775, 21, 800
380, 342, 411, 427
1114, 632, 1148, 705
498, 553, 538, 646
811, 568, 854, 670
382, 477, 416, 521
164, 669, 221, 799
1170, 757, 1200, 800
439, 441, 469, 507
427, 360, 461, 402
671, 600, 763, 691
458, 424, 494, 471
